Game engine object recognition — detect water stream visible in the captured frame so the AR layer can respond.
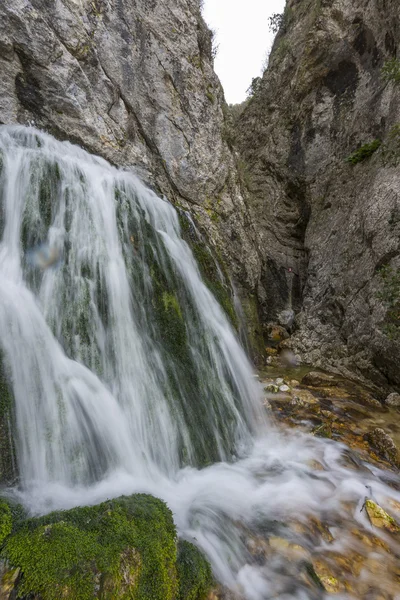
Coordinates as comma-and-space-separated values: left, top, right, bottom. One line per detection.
0, 126, 399, 599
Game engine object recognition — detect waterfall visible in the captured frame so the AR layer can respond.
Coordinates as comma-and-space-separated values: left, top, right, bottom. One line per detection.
0, 125, 262, 488
0, 126, 399, 600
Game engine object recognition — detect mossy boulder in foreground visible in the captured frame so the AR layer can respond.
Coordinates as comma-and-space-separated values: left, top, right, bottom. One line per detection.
0, 494, 214, 600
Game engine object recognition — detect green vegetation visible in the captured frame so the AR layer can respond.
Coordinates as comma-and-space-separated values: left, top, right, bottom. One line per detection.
377, 265, 400, 340
346, 139, 381, 165
246, 77, 262, 97
177, 540, 214, 600
0, 500, 12, 546
190, 241, 238, 329
382, 58, 400, 85
268, 12, 284, 34
1, 494, 213, 600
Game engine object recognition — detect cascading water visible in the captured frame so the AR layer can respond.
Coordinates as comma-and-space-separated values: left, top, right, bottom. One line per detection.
0, 125, 399, 600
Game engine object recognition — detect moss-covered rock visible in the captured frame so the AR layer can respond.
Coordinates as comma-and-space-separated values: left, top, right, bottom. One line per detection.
0, 501, 12, 547
0, 352, 17, 485
2, 494, 181, 600
364, 499, 400, 533
177, 540, 214, 600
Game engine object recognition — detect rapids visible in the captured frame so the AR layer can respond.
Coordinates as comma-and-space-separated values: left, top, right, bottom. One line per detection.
0, 126, 399, 599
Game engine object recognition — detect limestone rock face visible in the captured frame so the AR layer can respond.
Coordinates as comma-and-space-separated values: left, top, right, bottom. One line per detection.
236, 0, 400, 389
0, 0, 261, 290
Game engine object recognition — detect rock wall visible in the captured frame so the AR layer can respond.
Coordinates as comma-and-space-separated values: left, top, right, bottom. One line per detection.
236, 0, 400, 390
0, 0, 261, 291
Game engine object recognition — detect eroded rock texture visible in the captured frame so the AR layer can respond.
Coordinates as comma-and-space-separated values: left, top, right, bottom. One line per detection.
0, 0, 261, 290
236, 0, 400, 389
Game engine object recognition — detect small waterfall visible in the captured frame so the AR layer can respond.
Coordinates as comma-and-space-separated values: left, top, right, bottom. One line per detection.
0, 125, 263, 489
0, 126, 399, 600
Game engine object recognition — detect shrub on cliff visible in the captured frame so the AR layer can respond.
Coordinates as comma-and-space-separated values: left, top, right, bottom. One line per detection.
346, 139, 381, 165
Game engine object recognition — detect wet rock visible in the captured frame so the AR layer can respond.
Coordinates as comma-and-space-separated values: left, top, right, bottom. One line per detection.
312, 423, 332, 439
0, 561, 20, 599
0, 494, 213, 600
265, 347, 278, 356
364, 499, 400, 533
291, 390, 319, 406
301, 371, 339, 388
268, 537, 310, 561
276, 378, 284, 385
364, 428, 400, 467
308, 560, 342, 593
385, 393, 400, 408
266, 324, 289, 343
358, 394, 382, 408
277, 309, 295, 331
279, 385, 290, 393
264, 384, 279, 393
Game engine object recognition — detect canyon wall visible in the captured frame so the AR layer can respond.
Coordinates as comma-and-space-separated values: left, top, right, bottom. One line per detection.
236, 0, 400, 389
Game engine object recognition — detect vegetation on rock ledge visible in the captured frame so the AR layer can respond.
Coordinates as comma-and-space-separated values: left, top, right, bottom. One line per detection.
346, 140, 381, 165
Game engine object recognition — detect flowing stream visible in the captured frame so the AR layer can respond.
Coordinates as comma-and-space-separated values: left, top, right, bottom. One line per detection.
0, 126, 399, 600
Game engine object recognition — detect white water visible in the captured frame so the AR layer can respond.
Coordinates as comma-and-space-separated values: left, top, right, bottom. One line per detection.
0, 126, 399, 599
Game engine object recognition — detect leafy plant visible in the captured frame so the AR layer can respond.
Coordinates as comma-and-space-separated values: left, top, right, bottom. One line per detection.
382, 58, 400, 84
268, 13, 284, 34
246, 76, 262, 97
346, 139, 381, 165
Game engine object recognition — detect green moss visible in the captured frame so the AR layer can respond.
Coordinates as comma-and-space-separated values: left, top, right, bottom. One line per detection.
206, 90, 215, 103
382, 58, 400, 85
0, 500, 12, 546
177, 540, 214, 600
4, 494, 178, 600
240, 294, 265, 363
191, 242, 238, 329
346, 139, 381, 165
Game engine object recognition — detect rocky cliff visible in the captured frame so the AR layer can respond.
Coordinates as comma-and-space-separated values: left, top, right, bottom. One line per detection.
0, 0, 261, 292
236, 0, 400, 390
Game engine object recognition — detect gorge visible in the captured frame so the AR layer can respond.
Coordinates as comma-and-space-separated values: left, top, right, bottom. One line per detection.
0, 1, 399, 599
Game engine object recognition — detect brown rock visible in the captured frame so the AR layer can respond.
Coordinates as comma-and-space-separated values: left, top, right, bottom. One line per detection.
364, 428, 400, 467
301, 371, 339, 388
385, 393, 400, 408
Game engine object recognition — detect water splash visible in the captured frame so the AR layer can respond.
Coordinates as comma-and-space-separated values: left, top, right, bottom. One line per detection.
0, 126, 399, 599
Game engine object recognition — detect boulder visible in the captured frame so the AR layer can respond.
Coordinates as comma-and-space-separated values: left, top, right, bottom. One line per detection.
364, 428, 400, 467
1, 494, 213, 600
385, 392, 400, 408
301, 371, 339, 388
277, 310, 295, 331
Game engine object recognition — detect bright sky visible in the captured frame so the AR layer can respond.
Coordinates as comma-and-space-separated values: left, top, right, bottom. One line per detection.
203, 0, 286, 104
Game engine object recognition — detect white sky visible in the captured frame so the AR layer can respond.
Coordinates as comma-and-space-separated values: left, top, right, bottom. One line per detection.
203, 0, 286, 104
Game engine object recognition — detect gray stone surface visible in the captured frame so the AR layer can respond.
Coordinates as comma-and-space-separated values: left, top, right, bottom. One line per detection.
0, 0, 261, 292
236, 0, 400, 389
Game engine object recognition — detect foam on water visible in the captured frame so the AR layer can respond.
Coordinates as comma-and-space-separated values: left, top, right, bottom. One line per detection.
0, 126, 399, 599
